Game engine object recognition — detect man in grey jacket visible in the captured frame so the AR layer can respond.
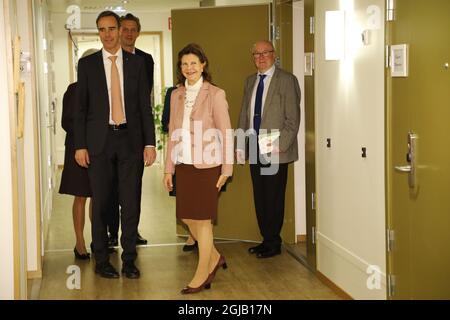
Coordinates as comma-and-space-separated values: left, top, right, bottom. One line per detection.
237, 40, 301, 258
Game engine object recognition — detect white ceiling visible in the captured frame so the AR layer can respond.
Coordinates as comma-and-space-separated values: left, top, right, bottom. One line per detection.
47, 0, 201, 13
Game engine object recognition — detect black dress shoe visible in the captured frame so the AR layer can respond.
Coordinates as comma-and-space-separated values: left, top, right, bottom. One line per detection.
122, 261, 140, 279
256, 248, 281, 259
95, 262, 119, 279
248, 243, 266, 254
74, 247, 90, 260
108, 234, 118, 247
136, 232, 148, 245
182, 241, 198, 252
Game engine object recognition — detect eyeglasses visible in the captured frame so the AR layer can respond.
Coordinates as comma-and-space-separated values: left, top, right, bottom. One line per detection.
252, 50, 274, 58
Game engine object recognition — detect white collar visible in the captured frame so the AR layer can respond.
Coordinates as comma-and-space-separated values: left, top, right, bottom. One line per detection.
102, 47, 123, 60
185, 76, 203, 91
257, 64, 276, 78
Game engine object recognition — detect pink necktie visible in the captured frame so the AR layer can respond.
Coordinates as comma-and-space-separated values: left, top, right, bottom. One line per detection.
109, 56, 125, 124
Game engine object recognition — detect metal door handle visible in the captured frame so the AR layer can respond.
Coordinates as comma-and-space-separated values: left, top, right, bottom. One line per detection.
395, 165, 411, 173
395, 132, 418, 189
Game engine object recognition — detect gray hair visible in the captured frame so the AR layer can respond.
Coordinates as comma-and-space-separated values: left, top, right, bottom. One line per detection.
251, 40, 275, 52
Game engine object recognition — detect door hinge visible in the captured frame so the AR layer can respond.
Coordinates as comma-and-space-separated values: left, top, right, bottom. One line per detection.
311, 192, 316, 210
386, 0, 395, 21
387, 229, 395, 252
387, 274, 396, 298
311, 226, 316, 245
386, 45, 391, 68
48, 177, 52, 190
309, 16, 315, 34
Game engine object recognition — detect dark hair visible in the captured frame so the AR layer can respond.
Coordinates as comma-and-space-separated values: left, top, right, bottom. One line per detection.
176, 43, 212, 86
120, 13, 141, 32
96, 11, 121, 28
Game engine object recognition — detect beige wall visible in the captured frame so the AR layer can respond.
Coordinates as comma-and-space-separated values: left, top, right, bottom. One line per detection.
17, 0, 41, 275
0, 0, 16, 300
215, 0, 270, 5
315, 0, 386, 299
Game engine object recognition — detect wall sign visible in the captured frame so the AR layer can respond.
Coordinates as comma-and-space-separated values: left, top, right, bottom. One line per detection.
391, 44, 409, 77
305, 52, 314, 76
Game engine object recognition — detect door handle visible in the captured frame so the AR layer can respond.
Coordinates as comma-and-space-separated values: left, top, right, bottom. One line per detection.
395, 165, 412, 173
394, 132, 418, 189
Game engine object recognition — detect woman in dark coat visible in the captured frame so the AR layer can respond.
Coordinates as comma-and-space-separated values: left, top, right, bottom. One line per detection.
59, 48, 98, 259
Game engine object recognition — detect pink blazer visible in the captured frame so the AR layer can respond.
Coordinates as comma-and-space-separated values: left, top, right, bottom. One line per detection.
164, 81, 233, 176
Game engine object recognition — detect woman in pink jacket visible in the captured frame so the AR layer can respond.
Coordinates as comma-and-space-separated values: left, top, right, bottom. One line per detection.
163, 43, 233, 294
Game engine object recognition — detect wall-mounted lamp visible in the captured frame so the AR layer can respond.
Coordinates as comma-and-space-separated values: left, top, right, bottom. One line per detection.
325, 10, 345, 61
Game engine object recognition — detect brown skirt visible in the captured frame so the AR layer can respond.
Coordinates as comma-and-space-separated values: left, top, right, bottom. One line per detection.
175, 164, 221, 221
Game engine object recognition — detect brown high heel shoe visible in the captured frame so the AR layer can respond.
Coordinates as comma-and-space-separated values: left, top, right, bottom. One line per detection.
180, 277, 212, 294
211, 255, 227, 276
206, 255, 228, 285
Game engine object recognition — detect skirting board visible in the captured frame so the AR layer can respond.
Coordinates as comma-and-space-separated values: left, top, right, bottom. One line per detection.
317, 232, 387, 300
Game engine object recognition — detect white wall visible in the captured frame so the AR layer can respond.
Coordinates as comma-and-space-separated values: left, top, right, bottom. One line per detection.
0, 0, 16, 300
315, 0, 386, 299
292, 1, 306, 237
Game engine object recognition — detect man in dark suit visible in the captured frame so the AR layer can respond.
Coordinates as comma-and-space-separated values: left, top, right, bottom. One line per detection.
237, 40, 301, 258
74, 11, 156, 279
104, 13, 155, 248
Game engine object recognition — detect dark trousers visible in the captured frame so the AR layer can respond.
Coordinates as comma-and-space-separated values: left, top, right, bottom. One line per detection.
106, 172, 142, 237
106, 182, 119, 237
249, 162, 288, 250
88, 128, 144, 264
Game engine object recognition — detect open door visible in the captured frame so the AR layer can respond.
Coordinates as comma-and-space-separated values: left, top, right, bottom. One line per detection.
171, 4, 296, 243
386, 0, 450, 299
303, 0, 316, 270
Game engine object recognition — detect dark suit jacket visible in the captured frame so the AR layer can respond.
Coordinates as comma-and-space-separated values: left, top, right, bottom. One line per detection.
135, 48, 154, 92
62, 82, 77, 147
161, 86, 176, 133
74, 50, 155, 155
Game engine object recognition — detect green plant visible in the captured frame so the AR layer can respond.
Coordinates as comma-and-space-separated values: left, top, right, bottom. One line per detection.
152, 88, 168, 151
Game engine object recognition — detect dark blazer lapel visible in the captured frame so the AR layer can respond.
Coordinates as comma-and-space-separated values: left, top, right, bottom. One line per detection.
262, 67, 279, 122
95, 51, 110, 111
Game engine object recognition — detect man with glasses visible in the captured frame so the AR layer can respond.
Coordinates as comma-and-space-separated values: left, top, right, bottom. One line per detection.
237, 40, 301, 258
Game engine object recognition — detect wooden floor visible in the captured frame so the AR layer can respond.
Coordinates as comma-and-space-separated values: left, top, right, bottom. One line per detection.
33, 165, 340, 300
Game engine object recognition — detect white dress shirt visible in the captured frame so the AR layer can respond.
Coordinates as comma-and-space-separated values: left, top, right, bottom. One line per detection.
102, 48, 126, 125
250, 64, 276, 129
178, 77, 203, 164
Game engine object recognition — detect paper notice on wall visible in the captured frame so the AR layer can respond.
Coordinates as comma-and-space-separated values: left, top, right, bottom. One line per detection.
258, 131, 280, 154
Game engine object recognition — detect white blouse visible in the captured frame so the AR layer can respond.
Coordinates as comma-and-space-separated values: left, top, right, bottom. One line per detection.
178, 77, 203, 164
